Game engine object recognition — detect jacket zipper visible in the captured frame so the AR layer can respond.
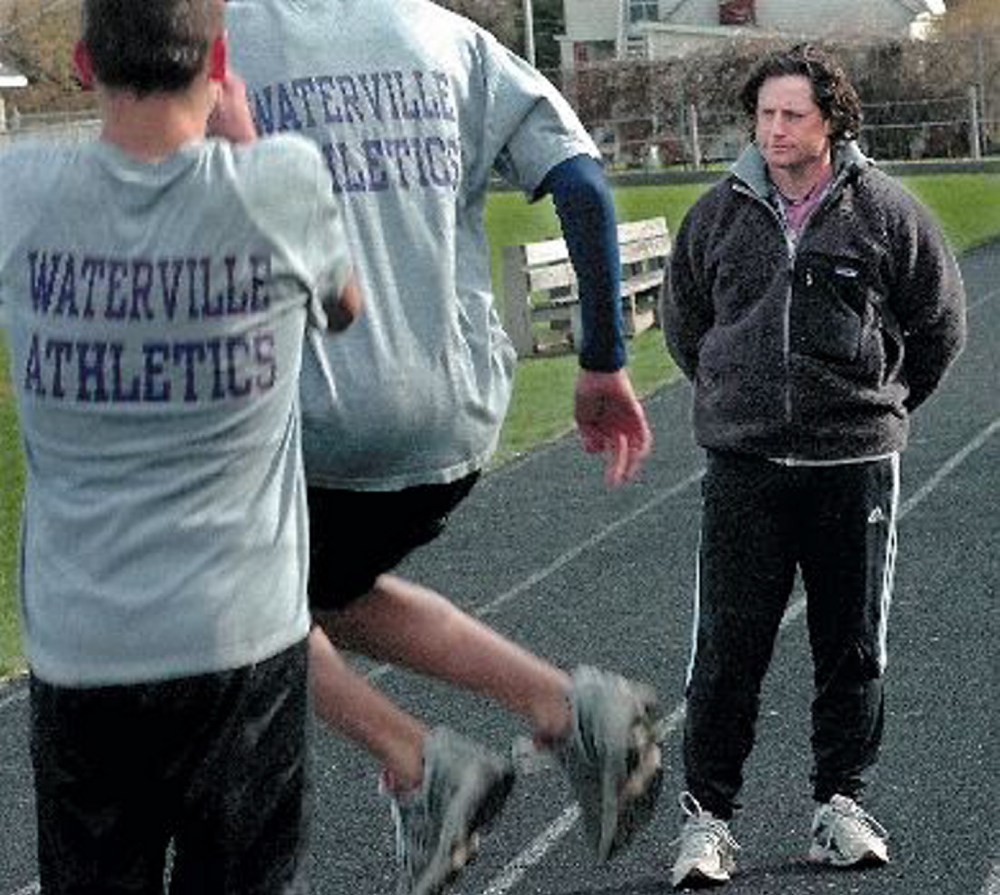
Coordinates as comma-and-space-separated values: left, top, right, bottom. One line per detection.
736, 181, 797, 424
783, 192, 837, 425
730, 159, 854, 455
783, 229, 797, 424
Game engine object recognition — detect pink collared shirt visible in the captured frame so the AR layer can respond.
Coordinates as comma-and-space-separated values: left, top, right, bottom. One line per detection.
776, 172, 833, 235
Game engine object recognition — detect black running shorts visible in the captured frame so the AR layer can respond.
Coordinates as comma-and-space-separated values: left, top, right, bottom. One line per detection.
30, 640, 311, 894
306, 472, 480, 610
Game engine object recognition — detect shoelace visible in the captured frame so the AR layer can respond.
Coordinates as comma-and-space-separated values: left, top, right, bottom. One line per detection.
670, 792, 741, 853
379, 771, 428, 879
829, 798, 889, 842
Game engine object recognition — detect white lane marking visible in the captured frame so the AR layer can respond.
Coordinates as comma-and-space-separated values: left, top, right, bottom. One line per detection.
982, 862, 1000, 895
368, 469, 706, 683
899, 418, 1000, 518
967, 289, 996, 312
475, 469, 706, 621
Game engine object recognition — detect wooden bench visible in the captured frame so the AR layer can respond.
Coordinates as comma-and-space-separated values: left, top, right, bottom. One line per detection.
501, 216, 671, 358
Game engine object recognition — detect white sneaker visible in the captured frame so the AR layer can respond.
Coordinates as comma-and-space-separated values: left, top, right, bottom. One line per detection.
670, 792, 739, 889
808, 794, 889, 867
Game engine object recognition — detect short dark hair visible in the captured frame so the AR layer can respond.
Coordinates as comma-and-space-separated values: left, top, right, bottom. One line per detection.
82, 0, 223, 96
739, 43, 862, 142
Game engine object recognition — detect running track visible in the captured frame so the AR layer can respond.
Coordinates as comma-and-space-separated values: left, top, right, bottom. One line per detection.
1, 240, 997, 895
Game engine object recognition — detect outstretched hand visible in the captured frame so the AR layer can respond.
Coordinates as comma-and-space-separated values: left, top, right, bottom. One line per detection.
574, 368, 653, 486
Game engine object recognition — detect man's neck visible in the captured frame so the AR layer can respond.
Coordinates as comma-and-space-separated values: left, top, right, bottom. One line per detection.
768, 157, 833, 204
98, 86, 211, 162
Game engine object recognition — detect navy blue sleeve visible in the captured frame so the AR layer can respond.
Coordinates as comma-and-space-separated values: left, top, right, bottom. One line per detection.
538, 154, 626, 372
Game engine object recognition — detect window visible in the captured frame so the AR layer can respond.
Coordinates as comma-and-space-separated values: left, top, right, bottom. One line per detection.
629, 1, 659, 24
719, 0, 756, 25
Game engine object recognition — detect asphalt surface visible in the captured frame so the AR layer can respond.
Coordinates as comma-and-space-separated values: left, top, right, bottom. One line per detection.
1, 239, 997, 895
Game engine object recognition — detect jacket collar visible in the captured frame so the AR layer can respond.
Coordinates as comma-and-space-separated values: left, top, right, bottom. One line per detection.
730, 140, 872, 200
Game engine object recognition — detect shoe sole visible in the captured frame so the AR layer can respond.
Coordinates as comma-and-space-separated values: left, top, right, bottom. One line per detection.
807, 844, 889, 868
414, 765, 517, 895
672, 866, 733, 890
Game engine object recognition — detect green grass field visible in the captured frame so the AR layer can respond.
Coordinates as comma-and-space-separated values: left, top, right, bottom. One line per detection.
1, 331, 22, 679
1, 172, 998, 677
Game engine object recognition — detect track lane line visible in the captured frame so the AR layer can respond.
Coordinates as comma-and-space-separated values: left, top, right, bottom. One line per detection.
368, 468, 706, 683
982, 863, 1000, 895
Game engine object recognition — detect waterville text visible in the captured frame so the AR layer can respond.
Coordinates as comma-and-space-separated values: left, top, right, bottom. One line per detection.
248, 68, 463, 194
21, 250, 278, 405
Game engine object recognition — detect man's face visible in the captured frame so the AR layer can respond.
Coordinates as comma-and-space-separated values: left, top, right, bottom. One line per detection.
755, 74, 832, 174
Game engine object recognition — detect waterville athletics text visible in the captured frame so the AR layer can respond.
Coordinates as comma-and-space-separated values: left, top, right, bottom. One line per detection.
19, 250, 278, 405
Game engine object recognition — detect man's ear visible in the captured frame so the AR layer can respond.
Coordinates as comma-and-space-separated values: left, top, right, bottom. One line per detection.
73, 40, 94, 89
208, 34, 227, 83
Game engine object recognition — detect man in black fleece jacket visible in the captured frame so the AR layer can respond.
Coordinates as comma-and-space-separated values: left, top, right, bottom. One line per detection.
661, 43, 965, 889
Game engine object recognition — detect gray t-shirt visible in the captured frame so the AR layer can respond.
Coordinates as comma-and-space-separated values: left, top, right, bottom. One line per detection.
226, 0, 599, 489
0, 134, 352, 685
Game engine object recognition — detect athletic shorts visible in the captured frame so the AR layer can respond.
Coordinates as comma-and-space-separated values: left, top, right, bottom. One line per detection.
30, 640, 311, 895
307, 472, 479, 611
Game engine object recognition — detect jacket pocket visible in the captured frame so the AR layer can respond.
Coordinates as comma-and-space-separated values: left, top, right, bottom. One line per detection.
791, 254, 877, 364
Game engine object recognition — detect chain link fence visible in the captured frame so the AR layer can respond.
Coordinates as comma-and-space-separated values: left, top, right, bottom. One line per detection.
571, 90, 994, 169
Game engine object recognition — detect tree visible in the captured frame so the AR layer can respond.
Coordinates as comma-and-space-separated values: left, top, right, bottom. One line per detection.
0, 0, 88, 115
431, 0, 565, 69
432, 0, 520, 49
532, 0, 565, 72
935, 0, 1000, 35
931, 0, 1000, 154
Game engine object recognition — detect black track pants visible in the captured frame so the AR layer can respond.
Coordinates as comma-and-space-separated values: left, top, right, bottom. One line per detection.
683, 450, 899, 819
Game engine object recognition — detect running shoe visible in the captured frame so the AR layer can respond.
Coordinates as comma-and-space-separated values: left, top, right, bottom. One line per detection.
670, 791, 739, 889
385, 727, 516, 895
555, 665, 664, 861
808, 794, 889, 867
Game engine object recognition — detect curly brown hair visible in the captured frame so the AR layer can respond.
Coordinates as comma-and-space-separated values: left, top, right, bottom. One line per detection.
739, 43, 862, 142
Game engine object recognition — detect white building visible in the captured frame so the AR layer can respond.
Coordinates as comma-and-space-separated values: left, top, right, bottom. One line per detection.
0, 57, 27, 132
559, 0, 946, 67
